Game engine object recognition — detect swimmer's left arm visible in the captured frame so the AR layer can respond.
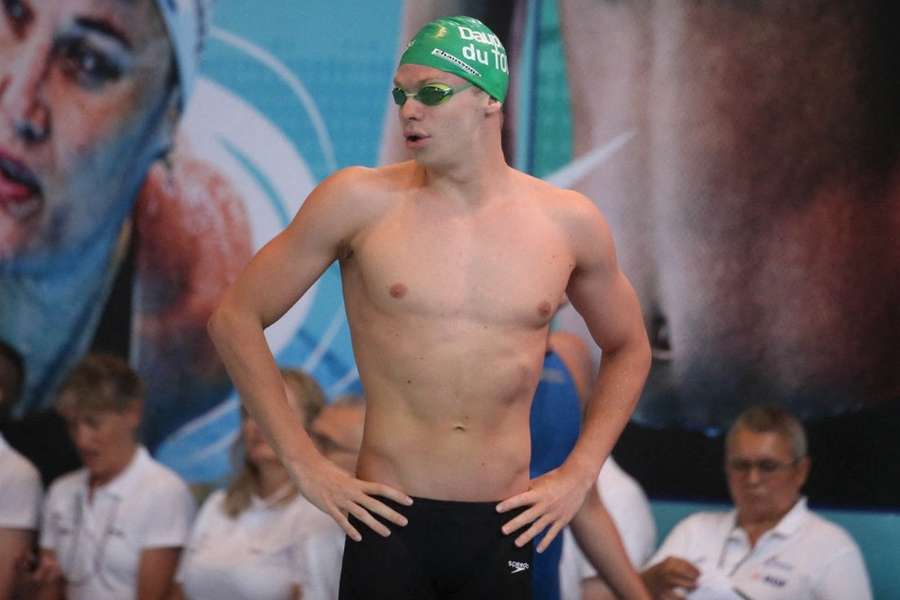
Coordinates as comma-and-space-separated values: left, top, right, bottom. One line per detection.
497, 192, 650, 551
564, 192, 651, 488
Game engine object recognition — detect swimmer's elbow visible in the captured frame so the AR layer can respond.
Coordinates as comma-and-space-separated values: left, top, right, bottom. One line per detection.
624, 327, 652, 385
207, 297, 248, 346
634, 327, 652, 375
601, 327, 651, 380
206, 302, 230, 346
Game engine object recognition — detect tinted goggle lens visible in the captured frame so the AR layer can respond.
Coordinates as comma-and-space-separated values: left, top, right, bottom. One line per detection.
392, 84, 456, 106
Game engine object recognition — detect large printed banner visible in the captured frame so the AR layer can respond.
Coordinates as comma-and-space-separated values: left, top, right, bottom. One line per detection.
149, 1, 410, 479
1, 0, 897, 502
0, 0, 403, 481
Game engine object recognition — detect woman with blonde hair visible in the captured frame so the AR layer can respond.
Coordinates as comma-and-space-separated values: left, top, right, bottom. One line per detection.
33, 354, 195, 600
172, 368, 329, 600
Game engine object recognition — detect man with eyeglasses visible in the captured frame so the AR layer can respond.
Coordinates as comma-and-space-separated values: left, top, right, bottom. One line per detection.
641, 405, 871, 600
209, 14, 650, 600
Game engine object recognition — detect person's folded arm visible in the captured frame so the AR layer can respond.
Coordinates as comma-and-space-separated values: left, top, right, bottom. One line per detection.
0, 528, 32, 600
570, 487, 651, 600
29, 550, 64, 600
137, 547, 181, 600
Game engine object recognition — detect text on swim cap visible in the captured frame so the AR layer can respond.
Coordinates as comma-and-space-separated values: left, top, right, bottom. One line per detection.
430, 49, 482, 78
457, 26, 503, 51
457, 26, 508, 74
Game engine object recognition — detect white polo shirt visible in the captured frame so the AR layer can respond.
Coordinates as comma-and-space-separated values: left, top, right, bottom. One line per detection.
40, 446, 195, 600
177, 488, 331, 600
646, 498, 872, 600
0, 433, 42, 530
559, 457, 657, 599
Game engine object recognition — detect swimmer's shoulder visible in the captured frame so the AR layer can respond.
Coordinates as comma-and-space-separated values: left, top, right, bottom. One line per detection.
299, 163, 414, 227
313, 162, 419, 205
511, 169, 615, 259
512, 169, 605, 224
290, 163, 420, 248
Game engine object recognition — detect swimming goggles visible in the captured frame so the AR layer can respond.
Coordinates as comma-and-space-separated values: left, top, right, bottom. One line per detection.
392, 82, 473, 106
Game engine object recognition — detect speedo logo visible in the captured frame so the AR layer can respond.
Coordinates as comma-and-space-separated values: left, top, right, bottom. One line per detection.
508, 560, 529, 574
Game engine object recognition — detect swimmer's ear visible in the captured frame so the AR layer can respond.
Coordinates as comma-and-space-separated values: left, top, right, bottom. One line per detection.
484, 95, 503, 117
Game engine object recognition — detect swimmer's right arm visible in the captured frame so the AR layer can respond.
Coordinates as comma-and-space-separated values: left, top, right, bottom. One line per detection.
208, 167, 413, 540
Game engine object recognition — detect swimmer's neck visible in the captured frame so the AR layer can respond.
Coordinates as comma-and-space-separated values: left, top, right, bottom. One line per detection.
409, 114, 509, 204
416, 156, 513, 206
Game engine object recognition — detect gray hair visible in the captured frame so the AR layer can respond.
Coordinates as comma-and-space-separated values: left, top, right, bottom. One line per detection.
726, 404, 808, 460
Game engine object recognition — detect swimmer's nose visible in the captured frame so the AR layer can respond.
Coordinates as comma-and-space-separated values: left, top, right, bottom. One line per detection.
399, 96, 424, 121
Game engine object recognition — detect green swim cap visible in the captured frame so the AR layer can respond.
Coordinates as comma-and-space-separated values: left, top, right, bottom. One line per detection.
399, 16, 509, 103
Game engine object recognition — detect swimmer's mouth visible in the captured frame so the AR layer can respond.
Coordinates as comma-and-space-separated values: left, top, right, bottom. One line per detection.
404, 132, 429, 144
0, 151, 43, 219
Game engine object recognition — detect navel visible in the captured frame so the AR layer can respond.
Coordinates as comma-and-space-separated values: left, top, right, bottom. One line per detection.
389, 283, 408, 299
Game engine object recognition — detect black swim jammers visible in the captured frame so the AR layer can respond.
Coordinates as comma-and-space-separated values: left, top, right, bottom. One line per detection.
338, 496, 533, 600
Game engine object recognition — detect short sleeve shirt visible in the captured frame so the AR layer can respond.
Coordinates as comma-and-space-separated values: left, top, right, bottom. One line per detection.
295, 516, 347, 600
177, 488, 329, 600
558, 457, 656, 598
40, 447, 195, 600
647, 498, 872, 600
0, 433, 42, 530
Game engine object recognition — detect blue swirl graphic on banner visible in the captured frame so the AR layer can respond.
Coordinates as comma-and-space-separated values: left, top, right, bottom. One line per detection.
155, 1, 402, 482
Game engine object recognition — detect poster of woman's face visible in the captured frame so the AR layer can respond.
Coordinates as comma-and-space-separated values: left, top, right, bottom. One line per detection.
0, 0, 176, 261
0, 0, 255, 458
0, 0, 379, 483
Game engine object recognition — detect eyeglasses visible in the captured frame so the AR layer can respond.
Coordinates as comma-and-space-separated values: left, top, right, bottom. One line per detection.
725, 457, 801, 476
391, 82, 473, 106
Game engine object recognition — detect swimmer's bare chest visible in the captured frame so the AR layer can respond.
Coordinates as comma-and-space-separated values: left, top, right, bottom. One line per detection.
338, 190, 577, 497
341, 192, 575, 417
348, 191, 573, 319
